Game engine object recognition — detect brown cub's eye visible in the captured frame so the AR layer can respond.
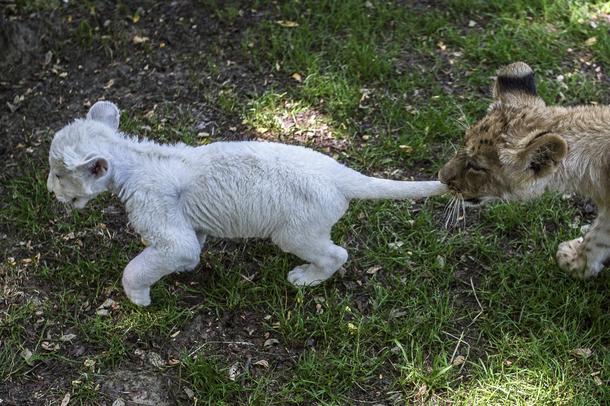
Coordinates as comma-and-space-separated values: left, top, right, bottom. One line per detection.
465, 161, 486, 172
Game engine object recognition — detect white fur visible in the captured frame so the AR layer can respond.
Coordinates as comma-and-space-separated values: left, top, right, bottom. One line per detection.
47, 101, 447, 306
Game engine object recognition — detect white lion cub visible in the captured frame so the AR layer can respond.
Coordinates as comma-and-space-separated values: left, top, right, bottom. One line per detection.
47, 101, 447, 306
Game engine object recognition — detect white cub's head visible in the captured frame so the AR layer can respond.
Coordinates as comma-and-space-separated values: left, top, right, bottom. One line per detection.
47, 101, 119, 209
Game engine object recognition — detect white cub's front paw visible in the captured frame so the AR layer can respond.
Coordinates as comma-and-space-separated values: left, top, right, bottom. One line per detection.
288, 264, 329, 287
123, 286, 151, 306
556, 237, 587, 279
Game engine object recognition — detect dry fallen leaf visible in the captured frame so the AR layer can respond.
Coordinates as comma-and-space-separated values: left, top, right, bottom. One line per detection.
183, 387, 195, 399
99, 298, 116, 309
147, 352, 165, 368
20, 348, 33, 365
276, 20, 299, 28
253, 359, 269, 368
571, 348, 593, 358
60, 392, 71, 406
264, 338, 280, 347
132, 35, 150, 44
389, 309, 407, 319
291, 72, 303, 82
452, 355, 466, 366
111, 398, 126, 406
366, 265, 382, 275
228, 362, 240, 381
388, 241, 404, 250
585, 37, 597, 46
60, 333, 77, 342
44, 50, 53, 66
436, 255, 446, 269
42, 341, 59, 351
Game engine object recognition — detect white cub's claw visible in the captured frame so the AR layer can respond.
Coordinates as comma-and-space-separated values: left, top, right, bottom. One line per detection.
124, 286, 151, 306
556, 237, 587, 279
288, 265, 328, 287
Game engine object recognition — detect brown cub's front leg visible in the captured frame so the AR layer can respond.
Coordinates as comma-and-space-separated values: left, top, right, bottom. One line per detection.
556, 212, 610, 279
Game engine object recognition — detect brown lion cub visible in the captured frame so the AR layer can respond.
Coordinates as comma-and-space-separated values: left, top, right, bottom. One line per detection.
439, 61, 610, 280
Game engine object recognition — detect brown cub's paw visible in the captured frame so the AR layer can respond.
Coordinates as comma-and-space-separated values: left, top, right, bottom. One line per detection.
556, 237, 587, 278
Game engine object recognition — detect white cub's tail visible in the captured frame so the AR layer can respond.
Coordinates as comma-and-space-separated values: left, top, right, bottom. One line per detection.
339, 173, 447, 200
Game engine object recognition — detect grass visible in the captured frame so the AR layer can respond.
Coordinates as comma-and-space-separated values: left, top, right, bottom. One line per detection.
2, 0, 610, 404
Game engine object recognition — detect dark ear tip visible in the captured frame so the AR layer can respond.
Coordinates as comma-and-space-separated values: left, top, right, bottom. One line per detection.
497, 62, 533, 78
496, 62, 536, 97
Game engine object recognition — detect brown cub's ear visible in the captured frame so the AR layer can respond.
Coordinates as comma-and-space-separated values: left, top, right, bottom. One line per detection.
492, 62, 542, 107
521, 133, 567, 177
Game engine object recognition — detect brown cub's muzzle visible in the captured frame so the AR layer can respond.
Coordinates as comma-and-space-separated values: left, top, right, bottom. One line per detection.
438, 160, 462, 192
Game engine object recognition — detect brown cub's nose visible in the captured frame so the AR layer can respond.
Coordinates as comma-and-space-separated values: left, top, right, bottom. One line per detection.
438, 165, 454, 185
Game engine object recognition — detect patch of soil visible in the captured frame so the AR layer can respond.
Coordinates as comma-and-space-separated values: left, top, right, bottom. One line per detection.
101, 368, 172, 406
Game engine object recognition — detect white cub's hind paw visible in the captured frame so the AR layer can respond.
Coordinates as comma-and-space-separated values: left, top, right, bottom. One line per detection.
288, 264, 329, 287
556, 237, 587, 279
124, 286, 151, 306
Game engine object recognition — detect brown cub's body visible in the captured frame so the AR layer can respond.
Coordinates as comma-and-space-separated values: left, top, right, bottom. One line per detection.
439, 62, 610, 279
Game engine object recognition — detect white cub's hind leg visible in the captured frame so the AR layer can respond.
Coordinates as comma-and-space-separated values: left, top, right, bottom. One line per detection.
287, 243, 348, 287
275, 232, 348, 286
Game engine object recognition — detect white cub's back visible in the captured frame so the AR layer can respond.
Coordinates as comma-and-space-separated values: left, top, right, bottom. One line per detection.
47, 101, 447, 306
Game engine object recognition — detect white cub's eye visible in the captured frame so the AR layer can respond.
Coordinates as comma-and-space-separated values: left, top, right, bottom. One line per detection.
55, 174, 62, 180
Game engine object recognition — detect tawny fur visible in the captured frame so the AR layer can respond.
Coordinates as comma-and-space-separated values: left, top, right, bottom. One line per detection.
47, 101, 447, 306
439, 61, 610, 279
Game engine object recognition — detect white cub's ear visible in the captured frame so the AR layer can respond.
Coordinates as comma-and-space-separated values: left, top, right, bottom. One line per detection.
78, 155, 109, 179
87, 101, 120, 130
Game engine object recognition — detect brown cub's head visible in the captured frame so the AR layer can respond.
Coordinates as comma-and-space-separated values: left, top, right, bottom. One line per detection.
438, 62, 568, 205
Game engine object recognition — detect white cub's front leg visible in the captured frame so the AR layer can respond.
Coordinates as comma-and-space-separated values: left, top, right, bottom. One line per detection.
122, 231, 201, 306
557, 212, 610, 279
